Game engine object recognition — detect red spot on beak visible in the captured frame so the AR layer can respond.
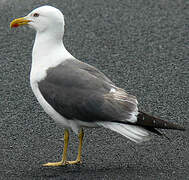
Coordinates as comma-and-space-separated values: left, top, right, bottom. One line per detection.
12, 23, 19, 28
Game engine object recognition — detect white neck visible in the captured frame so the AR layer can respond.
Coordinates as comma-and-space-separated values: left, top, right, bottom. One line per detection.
30, 31, 74, 82
32, 31, 73, 65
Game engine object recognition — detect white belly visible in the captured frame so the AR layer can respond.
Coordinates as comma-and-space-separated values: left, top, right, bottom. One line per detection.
30, 81, 71, 128
30, 81, 99, 134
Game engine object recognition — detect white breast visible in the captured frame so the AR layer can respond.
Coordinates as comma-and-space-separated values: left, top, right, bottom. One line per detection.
30, 80, 71, 128
30, 38, 74, 129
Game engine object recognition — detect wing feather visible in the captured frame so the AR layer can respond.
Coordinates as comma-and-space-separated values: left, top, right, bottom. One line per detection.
38, 59, 138, 123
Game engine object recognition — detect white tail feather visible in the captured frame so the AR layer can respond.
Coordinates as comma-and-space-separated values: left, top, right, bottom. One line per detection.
98, 122, 151, 143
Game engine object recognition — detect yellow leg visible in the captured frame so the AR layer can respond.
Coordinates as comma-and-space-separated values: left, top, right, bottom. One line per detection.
43, 129, 69, 166
67, 128, 84, 165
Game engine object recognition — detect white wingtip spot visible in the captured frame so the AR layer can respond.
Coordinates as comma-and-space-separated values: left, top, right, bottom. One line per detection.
110, 88, 116, 93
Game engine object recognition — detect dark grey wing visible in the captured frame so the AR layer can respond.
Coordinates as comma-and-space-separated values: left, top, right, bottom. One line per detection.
64, 59, 114, 85
38, 60, 138, 123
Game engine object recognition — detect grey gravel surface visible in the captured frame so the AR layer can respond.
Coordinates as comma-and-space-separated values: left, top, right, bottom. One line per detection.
0, 0, 188, 179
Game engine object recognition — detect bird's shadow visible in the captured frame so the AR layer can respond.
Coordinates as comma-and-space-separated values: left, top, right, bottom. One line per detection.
20, 161, 163, 179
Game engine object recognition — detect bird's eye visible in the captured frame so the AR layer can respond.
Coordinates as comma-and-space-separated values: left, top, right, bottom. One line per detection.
33, 13, 39, 17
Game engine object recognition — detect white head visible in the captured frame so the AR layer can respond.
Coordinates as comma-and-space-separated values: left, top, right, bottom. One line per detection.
10, 5, 74, 69
10, 6, 65, 35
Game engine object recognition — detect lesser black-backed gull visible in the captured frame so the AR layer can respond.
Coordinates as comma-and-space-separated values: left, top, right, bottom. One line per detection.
10, 5, 185, 166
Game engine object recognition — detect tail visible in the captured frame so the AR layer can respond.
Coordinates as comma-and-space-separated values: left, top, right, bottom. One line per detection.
98, 122, 151, 143
98, 111, 185, 143
136, 111, 185, 131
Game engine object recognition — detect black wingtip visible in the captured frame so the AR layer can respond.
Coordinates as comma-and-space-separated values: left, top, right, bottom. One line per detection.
137, 111, 186, 131
176, 126, 186, 131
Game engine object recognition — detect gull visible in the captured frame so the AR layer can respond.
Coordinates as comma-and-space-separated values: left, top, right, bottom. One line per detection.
10, 5, 185, 166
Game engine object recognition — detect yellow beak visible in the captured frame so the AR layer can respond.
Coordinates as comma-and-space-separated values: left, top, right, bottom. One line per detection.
10, 17, 31, 28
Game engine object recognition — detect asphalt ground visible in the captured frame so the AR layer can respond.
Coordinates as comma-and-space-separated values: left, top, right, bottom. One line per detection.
0, 0, 188, 179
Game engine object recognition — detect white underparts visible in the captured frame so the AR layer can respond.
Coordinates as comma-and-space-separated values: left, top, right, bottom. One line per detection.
30, 30, 77, 131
